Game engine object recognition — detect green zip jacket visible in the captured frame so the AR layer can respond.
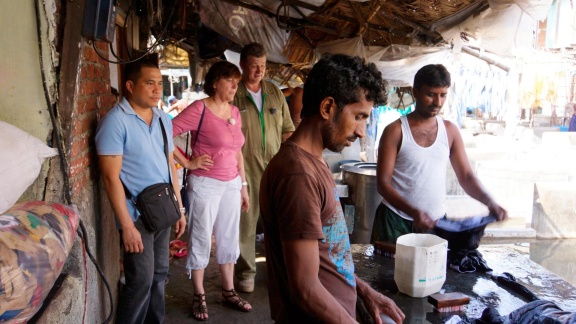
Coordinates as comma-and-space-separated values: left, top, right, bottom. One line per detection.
234, 80, 295, 177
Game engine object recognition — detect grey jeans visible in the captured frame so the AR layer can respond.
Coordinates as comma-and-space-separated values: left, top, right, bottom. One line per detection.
116, 218, 171, 324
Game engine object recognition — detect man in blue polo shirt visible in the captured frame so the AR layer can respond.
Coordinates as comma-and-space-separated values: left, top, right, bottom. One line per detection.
95, 58, 186, 324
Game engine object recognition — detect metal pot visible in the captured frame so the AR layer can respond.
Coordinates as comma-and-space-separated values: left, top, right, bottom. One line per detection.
340, 162, 382, 244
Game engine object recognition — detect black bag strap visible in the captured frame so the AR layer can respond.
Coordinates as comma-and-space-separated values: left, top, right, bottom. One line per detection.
122, 115, 172, 201
158, 118, 172, 186
181, 101, 206, 186
181, 132, 190, 188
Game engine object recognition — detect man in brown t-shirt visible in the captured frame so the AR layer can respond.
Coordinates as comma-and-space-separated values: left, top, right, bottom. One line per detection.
260, 54, 405, 323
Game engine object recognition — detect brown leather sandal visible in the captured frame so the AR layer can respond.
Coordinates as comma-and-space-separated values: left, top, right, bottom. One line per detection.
222, 288, 252, 312
192, 293, 208, 321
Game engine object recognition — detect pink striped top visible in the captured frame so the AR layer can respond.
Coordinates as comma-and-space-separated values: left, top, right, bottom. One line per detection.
172, 100, 245, 181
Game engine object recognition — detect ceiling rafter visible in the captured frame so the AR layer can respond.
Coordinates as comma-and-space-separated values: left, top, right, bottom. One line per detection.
358, 0, 384, 36
155, 0, 495, 83
374, 0, 442, 40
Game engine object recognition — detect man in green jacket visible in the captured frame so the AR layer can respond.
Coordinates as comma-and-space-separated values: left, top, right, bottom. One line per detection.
233, 42, 295, 292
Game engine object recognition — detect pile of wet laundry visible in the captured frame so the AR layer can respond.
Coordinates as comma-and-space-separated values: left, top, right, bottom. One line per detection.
432, 215, 576, 323
433, 214, 496, 273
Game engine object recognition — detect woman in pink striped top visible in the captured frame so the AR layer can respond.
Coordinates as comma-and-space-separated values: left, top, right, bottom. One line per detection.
172, 61, 251, 320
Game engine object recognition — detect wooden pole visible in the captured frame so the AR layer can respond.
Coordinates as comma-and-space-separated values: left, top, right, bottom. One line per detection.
461, 46, 510, 72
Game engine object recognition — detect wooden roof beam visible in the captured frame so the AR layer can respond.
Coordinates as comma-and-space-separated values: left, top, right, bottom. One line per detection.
461, 46, 510, 72
278, 0, 398, 35
347, 0, 367, 36
356, 0, 384, 36
430, 0, 489, 29
374, 0, 442, 40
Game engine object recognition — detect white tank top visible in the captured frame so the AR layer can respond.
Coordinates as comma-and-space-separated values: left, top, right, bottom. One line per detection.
382, 115, 450, 221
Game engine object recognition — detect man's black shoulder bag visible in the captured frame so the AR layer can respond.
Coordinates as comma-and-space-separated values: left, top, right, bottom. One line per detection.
122, 118, 181, 232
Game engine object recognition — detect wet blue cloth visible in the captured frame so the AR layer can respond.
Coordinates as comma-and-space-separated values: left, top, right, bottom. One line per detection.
474, 300, 576, 324
448, 249, 493, 273
433, 215, 497, 251
491, 272, 539, 302
433, 215, 497, 273
435, 215, 497, 233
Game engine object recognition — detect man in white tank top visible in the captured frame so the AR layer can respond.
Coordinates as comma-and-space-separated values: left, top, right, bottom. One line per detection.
372, 64, 508, 244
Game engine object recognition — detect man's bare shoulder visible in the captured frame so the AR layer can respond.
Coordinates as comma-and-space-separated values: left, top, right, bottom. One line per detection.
385, 119, 403, 132
381, 119, 402, 142
442, 119, 458, 131
441, 119, 463, 146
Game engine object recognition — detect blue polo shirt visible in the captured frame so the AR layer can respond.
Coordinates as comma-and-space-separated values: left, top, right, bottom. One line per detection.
95, 98, 174, 222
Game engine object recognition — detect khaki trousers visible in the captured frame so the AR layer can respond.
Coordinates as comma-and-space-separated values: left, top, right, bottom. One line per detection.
235, 170, 261, 281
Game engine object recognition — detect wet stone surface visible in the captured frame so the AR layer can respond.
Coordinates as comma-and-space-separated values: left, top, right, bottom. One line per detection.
163, 239, 576, 323
352, 244, 576, 323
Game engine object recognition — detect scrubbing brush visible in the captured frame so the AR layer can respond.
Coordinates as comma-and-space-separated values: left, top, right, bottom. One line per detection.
373, 241, 396, 258
428, 292, 470, 313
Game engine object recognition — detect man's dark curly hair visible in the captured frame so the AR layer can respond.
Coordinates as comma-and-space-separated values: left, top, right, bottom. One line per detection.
301, 54, 388, 118
203, 61, 242, 97
413, 64, 451, 90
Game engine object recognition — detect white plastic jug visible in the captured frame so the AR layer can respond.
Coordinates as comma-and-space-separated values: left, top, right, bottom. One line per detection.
394, 233, 448, 298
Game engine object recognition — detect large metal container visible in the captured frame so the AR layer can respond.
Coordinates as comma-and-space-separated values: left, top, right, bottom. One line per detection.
340, 162, 382, 244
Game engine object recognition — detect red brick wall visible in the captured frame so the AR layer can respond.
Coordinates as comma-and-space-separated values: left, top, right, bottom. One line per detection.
69, 41, 117, 197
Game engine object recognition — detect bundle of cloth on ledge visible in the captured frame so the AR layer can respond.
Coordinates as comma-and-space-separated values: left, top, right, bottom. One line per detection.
0, 201, 79, 322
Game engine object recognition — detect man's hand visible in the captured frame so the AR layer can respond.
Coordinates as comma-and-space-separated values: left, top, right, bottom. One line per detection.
122, 225, 143, 254
413, 210, 436, 232
365, 294, 405, 324
357, 279, 405, 324
487, 201, 508, 221
240, 187, 250, 212
174, 214, 187, 239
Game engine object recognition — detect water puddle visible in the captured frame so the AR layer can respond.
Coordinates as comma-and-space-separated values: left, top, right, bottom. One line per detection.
480, 242, 576, 312
485, 239, 576, 286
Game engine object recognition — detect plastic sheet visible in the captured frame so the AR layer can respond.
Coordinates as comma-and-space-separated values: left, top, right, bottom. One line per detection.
199, 0, 290, 64
0, 201, 79, 322
438, 1, 546, 57
374, 46, 453, 87
0, 121, 57, 214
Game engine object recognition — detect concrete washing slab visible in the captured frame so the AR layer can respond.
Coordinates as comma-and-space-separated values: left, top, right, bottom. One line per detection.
353, 244, 576, 324
162, 240, 576, 323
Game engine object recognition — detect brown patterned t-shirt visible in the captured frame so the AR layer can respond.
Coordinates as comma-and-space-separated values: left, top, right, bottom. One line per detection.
260, 141, 357, 322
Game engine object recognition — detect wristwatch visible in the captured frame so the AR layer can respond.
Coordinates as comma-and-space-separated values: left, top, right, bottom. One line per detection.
179, 207, 186, 214
241, 181, 248, 186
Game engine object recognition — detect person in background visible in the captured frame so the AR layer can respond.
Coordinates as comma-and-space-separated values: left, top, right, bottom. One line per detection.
569, 104, 576, 132
233, 42, 295, 293
166, 95, 184, 118
96, 58, 187, 324
260, 54, 405, 323
372, 64, 508, 244
158, 99, 168, 111
172, 61, 251, 321
167, 95, 178, 106
283, 86, 304, 129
